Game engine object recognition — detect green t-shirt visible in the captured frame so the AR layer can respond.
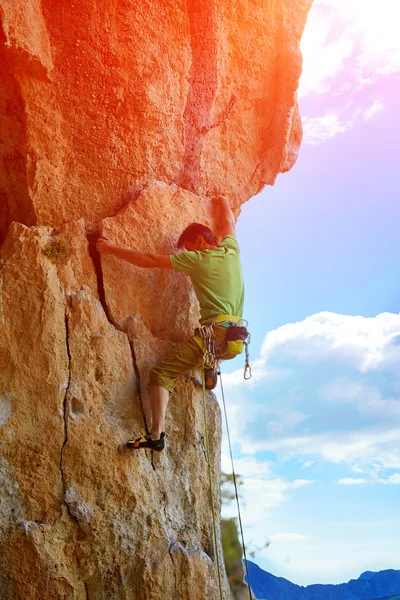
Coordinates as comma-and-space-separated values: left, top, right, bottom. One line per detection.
170, 235, 244, 322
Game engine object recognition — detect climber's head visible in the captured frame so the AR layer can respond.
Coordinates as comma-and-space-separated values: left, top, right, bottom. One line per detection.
177, 223, 218, 251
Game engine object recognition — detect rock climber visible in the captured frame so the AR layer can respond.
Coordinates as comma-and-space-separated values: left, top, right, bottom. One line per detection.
96, 195, 245, 452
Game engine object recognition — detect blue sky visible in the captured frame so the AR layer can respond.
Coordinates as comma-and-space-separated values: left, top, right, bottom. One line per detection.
219, 0, 400, 586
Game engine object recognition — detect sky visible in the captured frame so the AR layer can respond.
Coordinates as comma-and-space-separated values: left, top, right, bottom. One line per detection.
219, 0, 400, 587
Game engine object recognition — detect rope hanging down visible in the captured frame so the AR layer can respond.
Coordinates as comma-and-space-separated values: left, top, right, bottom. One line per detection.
219, 372, 254, 600
201, 368, 224, 600
200, 321, 253, 600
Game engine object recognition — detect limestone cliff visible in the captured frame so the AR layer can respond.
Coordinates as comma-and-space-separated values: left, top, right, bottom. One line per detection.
0, 1, 312, 598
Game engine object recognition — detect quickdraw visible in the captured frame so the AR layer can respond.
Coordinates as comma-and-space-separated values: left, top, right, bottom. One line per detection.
198, 323, 217, 369
244, 333, 252, 380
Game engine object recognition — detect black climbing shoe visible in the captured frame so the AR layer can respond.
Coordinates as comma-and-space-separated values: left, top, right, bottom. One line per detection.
126, 432, 166, 452
204, 367, 218, 390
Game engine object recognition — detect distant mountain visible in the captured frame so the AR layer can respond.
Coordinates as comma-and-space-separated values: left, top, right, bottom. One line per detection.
374, 595, 400, 600
370, 596, 400, 600
245, 561, 400, 600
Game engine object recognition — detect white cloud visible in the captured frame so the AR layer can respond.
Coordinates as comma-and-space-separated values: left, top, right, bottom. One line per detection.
222, 476, 313, 524
221, 360, 288, 388
220, 312, 400, 474
300, 24, 354, 97
302, 111, 350, 145
378, 473, 400, 485
363, 100, 384, 120
270, 533, 312, 541
221, 455, 272, 479
340, 471, 400, 485
338, 478, 367, 485
242, 427, 400, 471
260, 312, 400, 372
219, 313, 400, 584
351, 465, 366, 474
300, 0, 400, 97
320, 379, 400, 420
292, 479, 314, 489
266, 539, 400, 586
221, 455, 314, 530
302, 101, 383, 145
298, 1, 397, 143
222, 361, 290, 389
219, 369, 308, 444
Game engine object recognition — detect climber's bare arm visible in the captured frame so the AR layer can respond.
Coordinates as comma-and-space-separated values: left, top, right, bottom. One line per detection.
212, 195, 236, 239
96, 239, 173, 269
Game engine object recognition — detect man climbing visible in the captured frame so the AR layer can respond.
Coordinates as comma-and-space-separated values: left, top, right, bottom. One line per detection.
96, 195, 245, 452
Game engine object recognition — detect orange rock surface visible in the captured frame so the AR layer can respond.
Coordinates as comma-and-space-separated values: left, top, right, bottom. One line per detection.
0, 1, 312, 598
1, 0, 311, 239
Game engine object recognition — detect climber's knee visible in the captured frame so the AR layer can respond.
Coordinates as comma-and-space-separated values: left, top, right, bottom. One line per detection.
149, 337, 204, 393
149, 365, 176, 394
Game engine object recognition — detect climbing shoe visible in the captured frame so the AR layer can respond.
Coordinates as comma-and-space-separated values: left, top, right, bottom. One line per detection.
204, 367, 218, 390
126, 432, 166, 452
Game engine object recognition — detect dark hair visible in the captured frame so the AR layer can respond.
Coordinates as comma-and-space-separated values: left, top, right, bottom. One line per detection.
177, 223, 218, 248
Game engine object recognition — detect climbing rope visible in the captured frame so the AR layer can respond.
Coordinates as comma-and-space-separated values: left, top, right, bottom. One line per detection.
201, 367, 224, 600
219, 371, 254, 600
199, 321, 253, 600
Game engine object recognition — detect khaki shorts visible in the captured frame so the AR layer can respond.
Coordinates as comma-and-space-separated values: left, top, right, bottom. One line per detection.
149, 325, 232, 393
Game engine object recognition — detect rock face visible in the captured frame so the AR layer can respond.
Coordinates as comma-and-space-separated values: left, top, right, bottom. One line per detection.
0, 0, 312, 240
0, 1, 312, 598
0, 216, 225, 600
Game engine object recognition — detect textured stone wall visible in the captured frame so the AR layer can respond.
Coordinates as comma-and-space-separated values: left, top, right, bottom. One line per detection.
0, 0, 312, 239
0, 0, 312, 598
0, 211, 226, 600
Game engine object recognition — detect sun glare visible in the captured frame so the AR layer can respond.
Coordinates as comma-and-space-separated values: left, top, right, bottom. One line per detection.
300, 0, 400, 96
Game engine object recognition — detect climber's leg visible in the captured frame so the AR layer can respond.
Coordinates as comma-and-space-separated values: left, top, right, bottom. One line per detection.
127, 337, 204, 450
127, 326, 230, 450
148, 325, 231, 395
127, 431, 167, 451
150, 385, 169, 439
126, 387, 168, 450
126, 386, 170, 450
149, 336, 204, 393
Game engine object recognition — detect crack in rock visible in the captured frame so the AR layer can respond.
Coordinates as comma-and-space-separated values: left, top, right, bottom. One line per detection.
59, 310, 72, 516
85, 231, 112, 322
84, 230, 150, 445
59, 307, 86, 540
127, 338, 149, 435
168, 542, 178, 591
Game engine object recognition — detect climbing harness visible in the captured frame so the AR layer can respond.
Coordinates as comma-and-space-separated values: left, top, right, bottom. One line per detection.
197, 317, 252, 383
199, 318, 253, 600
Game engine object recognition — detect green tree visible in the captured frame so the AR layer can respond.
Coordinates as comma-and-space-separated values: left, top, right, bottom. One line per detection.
220, 472, 270, 598
221, 473, 250, 599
